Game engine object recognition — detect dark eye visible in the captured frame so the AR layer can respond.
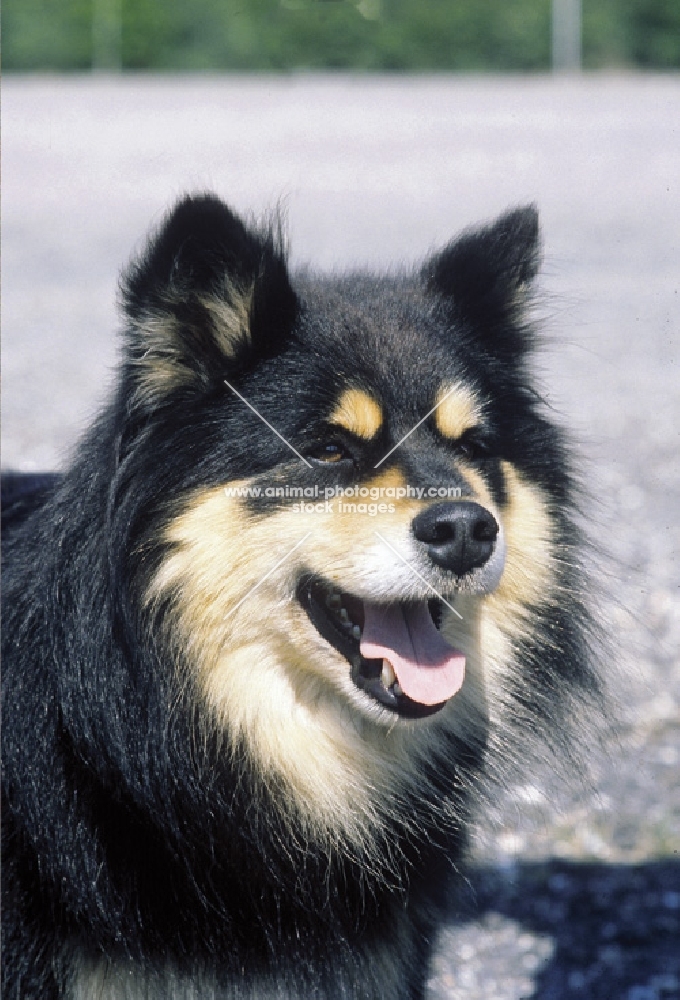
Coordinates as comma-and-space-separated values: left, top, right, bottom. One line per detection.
309, 442, 352, 464
453, 434, 490, 461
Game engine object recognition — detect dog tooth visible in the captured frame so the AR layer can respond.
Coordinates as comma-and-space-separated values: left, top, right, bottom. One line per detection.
339, 609, 349, 623
393, 682, 403, 697
381, 659, 396, 689
352, 625, 361, 640
326, 593, 342, 609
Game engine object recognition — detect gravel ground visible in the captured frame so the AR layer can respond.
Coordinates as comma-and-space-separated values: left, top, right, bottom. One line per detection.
2, 75, 679, 999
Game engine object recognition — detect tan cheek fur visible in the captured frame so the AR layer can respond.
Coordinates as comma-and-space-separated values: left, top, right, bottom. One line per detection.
448, 459, 555, 619
438, 459, 558, 729
492, 461, 556, 611
145, 480, 445, 842
478, 462, 557, 715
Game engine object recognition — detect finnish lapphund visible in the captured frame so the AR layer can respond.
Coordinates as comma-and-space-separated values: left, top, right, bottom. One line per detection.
2, 195, 598, 999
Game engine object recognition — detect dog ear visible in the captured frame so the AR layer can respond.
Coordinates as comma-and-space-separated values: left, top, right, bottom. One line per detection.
423, 206, 540, 360
122, 194, 297, 406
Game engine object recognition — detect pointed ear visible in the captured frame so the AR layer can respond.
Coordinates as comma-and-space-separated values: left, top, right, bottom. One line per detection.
423, 206, 540, 359
121, 194, 297, 407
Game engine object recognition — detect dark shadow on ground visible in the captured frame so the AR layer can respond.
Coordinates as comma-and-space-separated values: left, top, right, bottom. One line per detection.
449, 858, 680, 999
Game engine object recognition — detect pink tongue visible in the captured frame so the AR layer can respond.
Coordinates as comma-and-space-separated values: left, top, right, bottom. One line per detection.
359, 602, 465, 706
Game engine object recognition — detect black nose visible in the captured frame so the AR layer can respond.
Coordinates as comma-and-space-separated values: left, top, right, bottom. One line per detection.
412, 502, 499, 576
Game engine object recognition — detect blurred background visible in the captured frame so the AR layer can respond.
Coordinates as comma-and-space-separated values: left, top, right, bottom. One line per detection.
3, 0, 680, 72
2, 3, 679, 999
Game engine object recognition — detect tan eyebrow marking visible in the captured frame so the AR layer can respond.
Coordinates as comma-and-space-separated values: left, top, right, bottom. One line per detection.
434, 383, 483, 440
329, 389, 383, 440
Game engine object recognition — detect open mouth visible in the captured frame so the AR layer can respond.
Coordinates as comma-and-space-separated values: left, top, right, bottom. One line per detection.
297, 576, 466, 720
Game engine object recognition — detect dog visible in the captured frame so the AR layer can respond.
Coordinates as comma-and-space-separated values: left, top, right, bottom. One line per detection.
2, 194, 598, 998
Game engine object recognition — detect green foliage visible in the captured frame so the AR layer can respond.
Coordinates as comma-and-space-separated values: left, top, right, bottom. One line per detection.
582, 0, 631, 67
3, 0, 679, 71
627, 0, 680, 67
3, 0, 92, 70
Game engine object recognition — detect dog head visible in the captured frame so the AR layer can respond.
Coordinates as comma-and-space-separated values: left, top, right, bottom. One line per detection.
117, 195, 564, 835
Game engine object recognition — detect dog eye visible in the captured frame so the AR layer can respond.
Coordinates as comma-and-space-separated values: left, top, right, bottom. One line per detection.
309, 442, 351, 464
453, 434, 490, 461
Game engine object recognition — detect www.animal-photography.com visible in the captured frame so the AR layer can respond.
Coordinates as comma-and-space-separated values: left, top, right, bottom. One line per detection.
2, 5, 679, 999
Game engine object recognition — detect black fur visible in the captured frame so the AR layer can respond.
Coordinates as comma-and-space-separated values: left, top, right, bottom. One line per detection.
2, 195, 598, 998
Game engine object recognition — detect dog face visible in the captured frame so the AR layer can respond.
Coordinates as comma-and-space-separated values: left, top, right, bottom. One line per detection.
119, 196, 562, 836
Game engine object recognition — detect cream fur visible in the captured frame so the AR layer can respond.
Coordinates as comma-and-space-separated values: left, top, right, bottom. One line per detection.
329, 388, 383, 440
145, 456, 556, 846
434, 382, 483, 440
